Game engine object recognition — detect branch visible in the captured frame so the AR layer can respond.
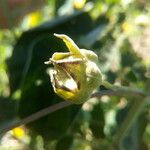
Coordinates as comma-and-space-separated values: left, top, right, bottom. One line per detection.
0, 87, 146, 135
91, 87, 145, 98
0, 101, 72, 135
100, 80, 146, 98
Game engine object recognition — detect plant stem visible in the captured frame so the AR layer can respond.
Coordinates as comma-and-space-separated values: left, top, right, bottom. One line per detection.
0, 82, 146, 136
0, 101, 72, 135
101, 80, 145, 98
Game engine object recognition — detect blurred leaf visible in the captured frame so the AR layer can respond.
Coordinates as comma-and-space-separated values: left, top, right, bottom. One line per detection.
55, 135, 73, 150
119, 111, 148, 150
89, 103, 105, 138
0, 97, 17, 123
106, 70, 117, 83
120, 39, 140, 68
6, 11, 94, 140
126, 69, 137, 82
0, 97, 17, 133
79, 24, 107, 48
115, 100, 149, 150
105, 0, 120, 5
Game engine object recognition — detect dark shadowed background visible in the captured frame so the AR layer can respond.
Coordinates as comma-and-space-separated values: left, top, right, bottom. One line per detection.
0, 0, 150, 149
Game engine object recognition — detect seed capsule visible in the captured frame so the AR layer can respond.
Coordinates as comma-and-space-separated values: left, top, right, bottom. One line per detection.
45, 34, 102, 104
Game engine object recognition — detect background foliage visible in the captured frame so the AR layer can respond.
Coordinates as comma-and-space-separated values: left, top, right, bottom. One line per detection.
0, 0, 150, 149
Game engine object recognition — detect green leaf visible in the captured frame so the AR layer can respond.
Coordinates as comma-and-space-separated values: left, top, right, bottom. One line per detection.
56, 135, 73, 150
0, 97, 17, 122
89, 103, 105, 138
0, 97, 17, 131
